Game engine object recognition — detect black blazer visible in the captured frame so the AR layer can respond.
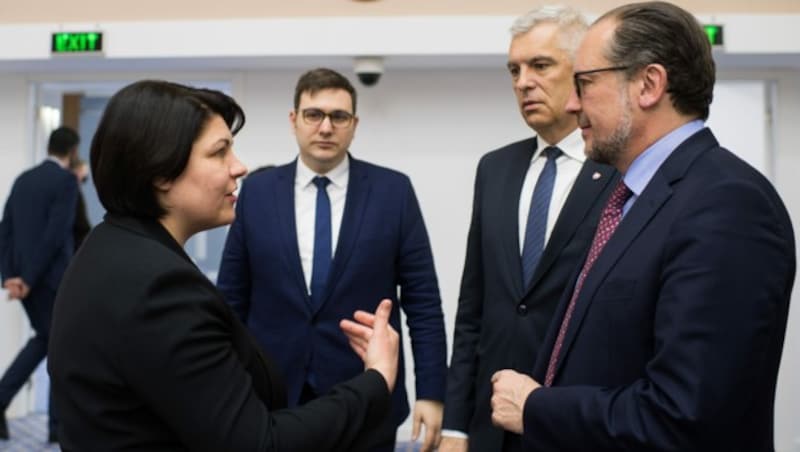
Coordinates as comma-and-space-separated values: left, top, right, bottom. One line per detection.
49, 214, 391, 451
443, 137, 617, 451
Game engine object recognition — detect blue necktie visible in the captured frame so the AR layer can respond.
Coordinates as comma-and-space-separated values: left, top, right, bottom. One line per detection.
521, 146, 561, 288
310, 176, 332, 308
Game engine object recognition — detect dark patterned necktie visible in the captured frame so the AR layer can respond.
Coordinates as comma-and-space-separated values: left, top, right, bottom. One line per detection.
544, 180, 633, 386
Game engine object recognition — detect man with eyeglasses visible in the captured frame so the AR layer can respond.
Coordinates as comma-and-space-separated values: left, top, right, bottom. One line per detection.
218, 67, 447, 452
440, 6, 618, 452
491, 2, 794, 451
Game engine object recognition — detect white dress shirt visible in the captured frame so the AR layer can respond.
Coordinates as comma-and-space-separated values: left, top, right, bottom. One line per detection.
517, 129, 586, 254
295, 155, 349, 295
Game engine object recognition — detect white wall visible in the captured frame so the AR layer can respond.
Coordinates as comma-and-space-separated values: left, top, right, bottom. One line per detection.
769, 72, 800, 452
0, 75, 34, 417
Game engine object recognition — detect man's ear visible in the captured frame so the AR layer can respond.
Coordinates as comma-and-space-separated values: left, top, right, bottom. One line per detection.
637, 63, 668, 110
289, 110, 298, 135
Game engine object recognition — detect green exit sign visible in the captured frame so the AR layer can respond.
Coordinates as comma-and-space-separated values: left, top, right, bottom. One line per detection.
703, 24, 723, 46
51, 32, 103, 54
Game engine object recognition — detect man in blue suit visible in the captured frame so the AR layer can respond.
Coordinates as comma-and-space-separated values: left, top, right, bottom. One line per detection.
0, 126, 80, 443
218, 68, 447, 452
490, 2, 795, 450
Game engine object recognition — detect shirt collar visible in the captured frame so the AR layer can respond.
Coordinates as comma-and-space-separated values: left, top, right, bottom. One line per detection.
534, 128, 586, 163
296, 153, 350, 189
624, 119, 705, 197
47, 155, 69, 169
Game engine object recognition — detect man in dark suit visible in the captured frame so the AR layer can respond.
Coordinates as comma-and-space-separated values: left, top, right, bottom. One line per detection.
491, 3, 795, 451
69, 157, 91, 251
440, 6, 616, 452
0, 126, 80, 442
218, 68, 447, 452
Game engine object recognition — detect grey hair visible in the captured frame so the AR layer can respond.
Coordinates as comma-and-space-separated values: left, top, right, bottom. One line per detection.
510, 5, 589, 58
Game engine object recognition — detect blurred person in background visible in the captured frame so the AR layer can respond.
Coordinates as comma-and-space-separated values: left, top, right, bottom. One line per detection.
0, 125, 80, 443
69, 157, 91, 251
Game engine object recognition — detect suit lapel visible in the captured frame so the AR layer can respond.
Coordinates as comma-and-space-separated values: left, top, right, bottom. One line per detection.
274, 161, 312, 307
315, 156, 370, 313
503, 138, 537, 299
552, 129, 717, 378
553, 173, 671, 378
523, 160, 617, 297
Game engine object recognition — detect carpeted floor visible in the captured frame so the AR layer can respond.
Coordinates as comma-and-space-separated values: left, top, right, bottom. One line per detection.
0, 414, 59, 452
0, 413, 423, 451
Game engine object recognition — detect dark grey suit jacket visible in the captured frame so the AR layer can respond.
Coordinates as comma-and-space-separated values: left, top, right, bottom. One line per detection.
443, 137, 617, 451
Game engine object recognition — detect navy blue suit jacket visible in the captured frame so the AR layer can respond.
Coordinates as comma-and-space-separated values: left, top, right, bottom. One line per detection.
0, 159, 78, 292
525, 128, 795, 451
218, 156, 447, 426
443, 137, 618, 451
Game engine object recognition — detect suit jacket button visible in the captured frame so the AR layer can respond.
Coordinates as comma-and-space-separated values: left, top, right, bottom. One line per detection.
517, 304, 528, 316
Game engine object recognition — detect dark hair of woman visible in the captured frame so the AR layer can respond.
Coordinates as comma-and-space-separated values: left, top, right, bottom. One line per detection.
90, 80, 245, 219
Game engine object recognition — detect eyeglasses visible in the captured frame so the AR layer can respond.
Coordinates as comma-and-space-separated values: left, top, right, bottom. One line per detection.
301, 108, 355, 128
573, 66, 629, 98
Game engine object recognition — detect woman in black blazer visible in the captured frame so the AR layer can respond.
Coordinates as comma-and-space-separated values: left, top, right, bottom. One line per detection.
48, 80, 399, 451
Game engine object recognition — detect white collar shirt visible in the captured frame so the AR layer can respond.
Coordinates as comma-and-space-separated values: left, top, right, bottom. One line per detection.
295, 155, 349, 294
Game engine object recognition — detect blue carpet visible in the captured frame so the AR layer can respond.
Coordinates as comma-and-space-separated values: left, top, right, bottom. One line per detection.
0, 413, 421, 451
395, 442, 424, 452
0, 413, 59, 451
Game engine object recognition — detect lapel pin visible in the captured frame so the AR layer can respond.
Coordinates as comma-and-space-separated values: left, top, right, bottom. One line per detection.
592, 172, 602, 180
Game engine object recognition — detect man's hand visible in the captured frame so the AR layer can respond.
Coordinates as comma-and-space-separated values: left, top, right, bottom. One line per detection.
438, 436, 468, 452
3, 277, 29, 301
411, 399, 443, 451
490, 369, 540, 434
340, 299, 400, 391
